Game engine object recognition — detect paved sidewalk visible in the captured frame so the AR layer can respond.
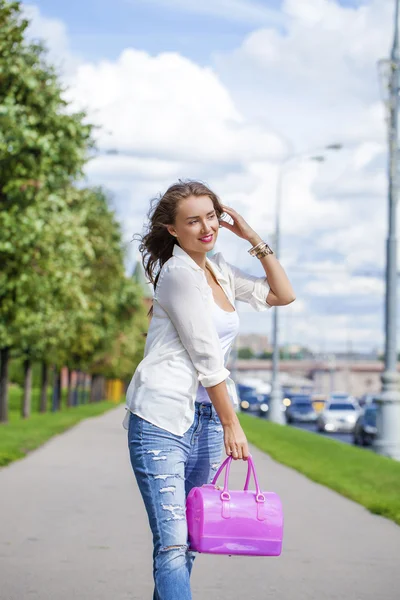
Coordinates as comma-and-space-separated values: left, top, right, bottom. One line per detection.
1, 407, 399, 600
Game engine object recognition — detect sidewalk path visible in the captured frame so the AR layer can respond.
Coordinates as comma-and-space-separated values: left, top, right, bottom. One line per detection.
1, 407, 399, 600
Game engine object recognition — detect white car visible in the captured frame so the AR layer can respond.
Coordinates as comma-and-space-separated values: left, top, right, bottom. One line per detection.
316, 400, 361, 433
328, 392, 358, 403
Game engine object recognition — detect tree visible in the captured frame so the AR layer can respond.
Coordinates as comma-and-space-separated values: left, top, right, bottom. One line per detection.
62, 187, 129, 368
238, 347, 255, 359
0, 3, 148, 420
258, 350, 286, 360
0, 1, 93, 208
0, 192, 95, 419
0, 0, 94, 421
89, 276, 147, 382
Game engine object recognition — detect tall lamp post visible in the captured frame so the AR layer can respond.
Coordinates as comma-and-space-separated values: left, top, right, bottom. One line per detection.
268, 144, 342, 424
375, 0, 400, 460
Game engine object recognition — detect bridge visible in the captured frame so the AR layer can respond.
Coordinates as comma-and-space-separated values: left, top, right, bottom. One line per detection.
227, 359, 400, 397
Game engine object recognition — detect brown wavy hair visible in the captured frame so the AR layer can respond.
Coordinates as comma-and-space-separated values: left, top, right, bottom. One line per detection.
132, 180, 224, 319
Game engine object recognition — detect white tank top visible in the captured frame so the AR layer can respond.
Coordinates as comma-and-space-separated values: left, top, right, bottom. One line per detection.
195, 298, 240, 404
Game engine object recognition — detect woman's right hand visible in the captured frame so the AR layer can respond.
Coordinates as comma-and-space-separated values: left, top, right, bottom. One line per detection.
223, 419, 249, 460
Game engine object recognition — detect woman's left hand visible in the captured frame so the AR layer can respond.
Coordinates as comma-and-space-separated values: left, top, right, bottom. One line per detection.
219, 205, 257, 242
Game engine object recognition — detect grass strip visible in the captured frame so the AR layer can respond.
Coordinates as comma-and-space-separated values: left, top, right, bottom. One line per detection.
0, 401, 120, 467
239, 413, 400, 526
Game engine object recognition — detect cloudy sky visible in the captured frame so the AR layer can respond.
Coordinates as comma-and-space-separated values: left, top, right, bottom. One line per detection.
22, 0, 398, 355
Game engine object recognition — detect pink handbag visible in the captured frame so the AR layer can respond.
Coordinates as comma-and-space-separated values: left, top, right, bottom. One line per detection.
186, 454, 283, 556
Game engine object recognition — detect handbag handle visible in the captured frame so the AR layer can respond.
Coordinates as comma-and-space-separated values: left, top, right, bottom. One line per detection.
211, 454, 265, 503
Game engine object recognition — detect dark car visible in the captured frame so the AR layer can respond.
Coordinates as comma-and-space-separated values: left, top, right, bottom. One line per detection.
357, 394, 375, 407
353, 404, 377, 446
237, 383, 255, 398
239, 392, 269, 417
256, 394, 270, 418
285, 396, 317, 424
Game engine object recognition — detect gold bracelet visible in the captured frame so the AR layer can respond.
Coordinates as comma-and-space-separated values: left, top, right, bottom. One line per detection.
248, 241, 265, 256
255, 244, 274, 259
254, 243, 267, 257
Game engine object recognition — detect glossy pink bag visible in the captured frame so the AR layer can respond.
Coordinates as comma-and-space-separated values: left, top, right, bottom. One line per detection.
186, 454, 283, 556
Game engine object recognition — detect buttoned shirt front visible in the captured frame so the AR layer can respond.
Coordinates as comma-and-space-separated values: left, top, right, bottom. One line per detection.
122, 244, 272, 436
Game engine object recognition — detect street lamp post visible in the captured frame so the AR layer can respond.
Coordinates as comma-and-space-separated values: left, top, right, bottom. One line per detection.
268, 145, 342, 424
374, 0, 400, 460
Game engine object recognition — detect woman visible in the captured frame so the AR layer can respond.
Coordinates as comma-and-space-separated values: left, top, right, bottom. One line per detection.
124, 180, 295, 600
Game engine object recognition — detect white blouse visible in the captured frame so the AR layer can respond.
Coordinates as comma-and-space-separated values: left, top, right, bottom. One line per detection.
123, 244, 272, 436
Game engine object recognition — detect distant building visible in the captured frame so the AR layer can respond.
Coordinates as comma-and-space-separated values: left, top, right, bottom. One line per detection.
237, 334, 271, 356
285, 344, 303, 354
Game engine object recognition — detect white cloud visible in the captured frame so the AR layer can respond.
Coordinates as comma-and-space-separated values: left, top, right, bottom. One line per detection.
215, 0, 392, 146
65, 48, 284, 164
238, 303, 385, 354
22, 0, 397, 354
352, 141, 384, 170
305, 272, 384, 297
86, 156, 185, 181
211, 0, 396, 354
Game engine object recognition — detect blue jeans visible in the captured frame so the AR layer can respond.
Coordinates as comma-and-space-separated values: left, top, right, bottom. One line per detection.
128, 402, 224, 600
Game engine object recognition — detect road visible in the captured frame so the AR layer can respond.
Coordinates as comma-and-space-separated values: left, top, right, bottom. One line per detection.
1, 406, 399, 600
0, 407, 400, 600
292, 422, 355, 445
252, 412, 356, 445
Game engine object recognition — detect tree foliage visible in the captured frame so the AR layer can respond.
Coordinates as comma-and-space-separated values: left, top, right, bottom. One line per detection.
0, 1, 148, 422
0, 1, 93, 206
62, 186, 147, 374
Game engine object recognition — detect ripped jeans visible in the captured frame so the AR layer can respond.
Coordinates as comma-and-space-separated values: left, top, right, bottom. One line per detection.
127, 402, 224, 600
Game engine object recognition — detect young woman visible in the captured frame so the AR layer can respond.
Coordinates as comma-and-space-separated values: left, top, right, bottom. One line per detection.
123, 180, 295, 600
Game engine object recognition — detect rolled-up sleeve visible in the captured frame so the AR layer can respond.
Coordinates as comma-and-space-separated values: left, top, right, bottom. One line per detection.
155, 265, 230, 388
223, 258, 272, 311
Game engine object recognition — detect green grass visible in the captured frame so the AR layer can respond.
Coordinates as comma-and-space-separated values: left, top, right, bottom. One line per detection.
0, 386, 121, 467
239, 413, 400, 526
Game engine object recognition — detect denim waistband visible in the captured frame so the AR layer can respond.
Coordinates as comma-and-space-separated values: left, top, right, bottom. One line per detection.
194, 401, 214, 415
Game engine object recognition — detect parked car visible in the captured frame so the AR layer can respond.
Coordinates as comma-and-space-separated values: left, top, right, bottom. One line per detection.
256, 394, 270, 418
316, 400, 361, 433
260, 393, 288, 417
285, 396, 317, 424
357, 394, 379, 407
237, 383, 255, 398
240, 392, 264, 414
328, 392, 358, 403
237, 379, 271, 395
239, 392, 270, 417
353, 404, 378, 446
